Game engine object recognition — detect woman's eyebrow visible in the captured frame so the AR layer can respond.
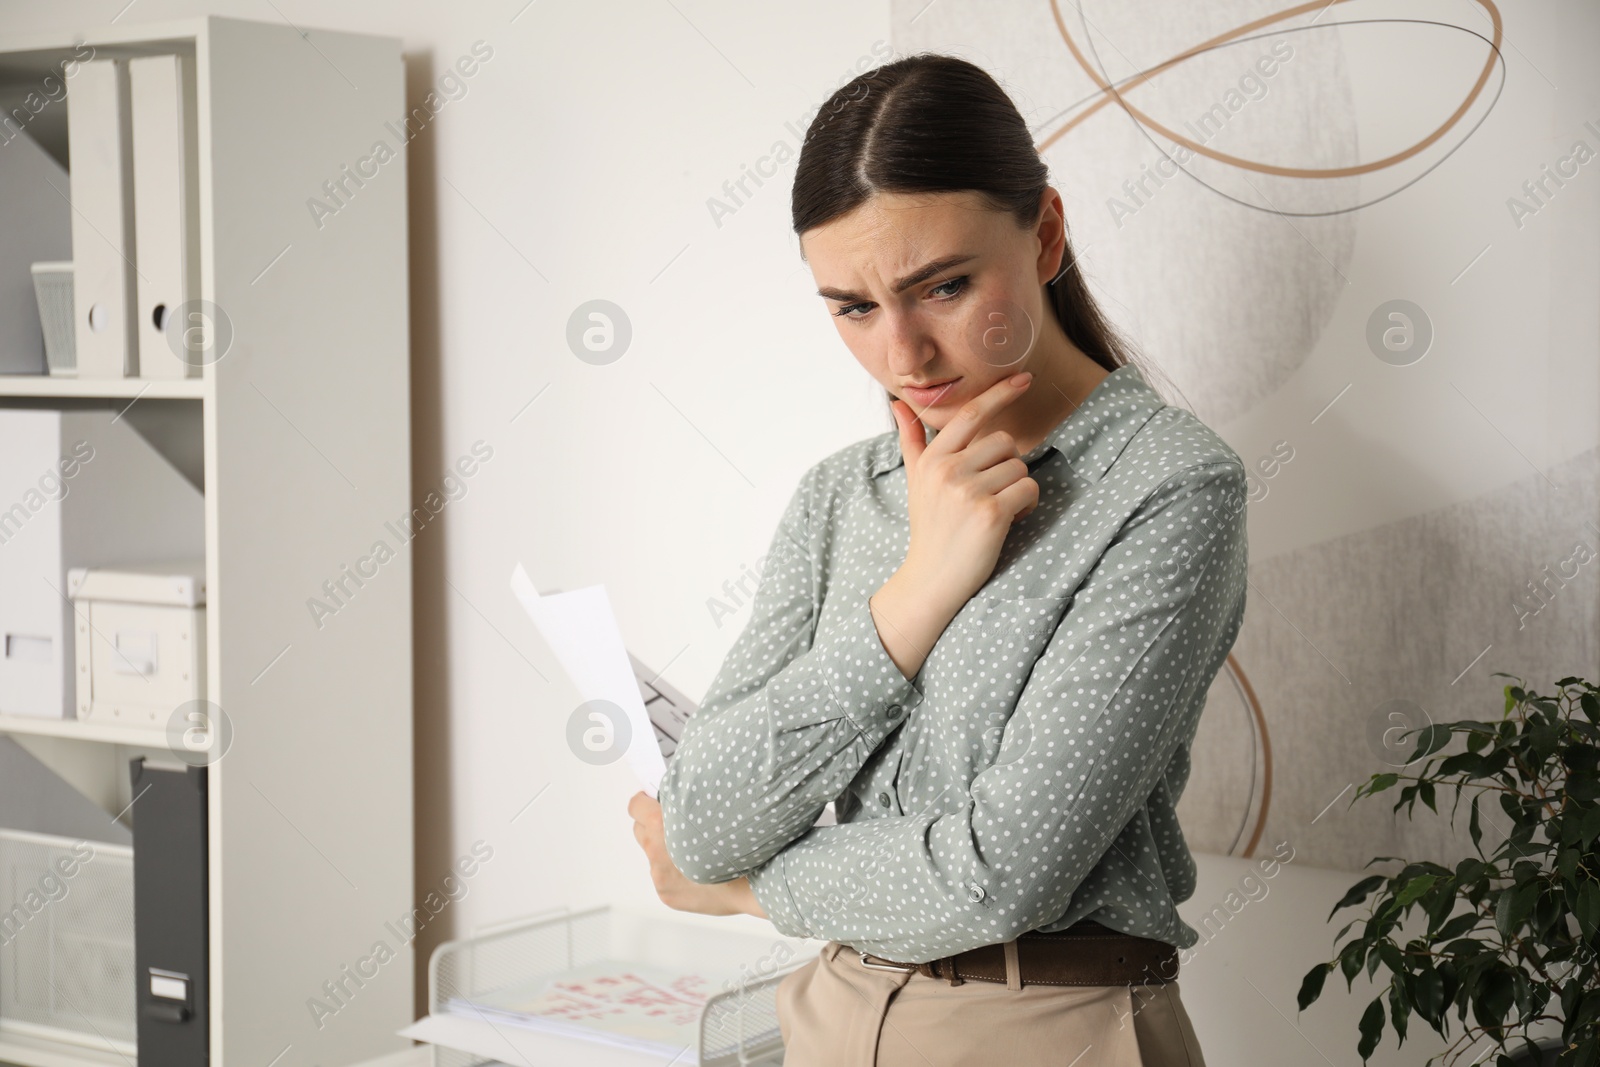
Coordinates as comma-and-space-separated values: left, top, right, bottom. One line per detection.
815, 253, 978, 302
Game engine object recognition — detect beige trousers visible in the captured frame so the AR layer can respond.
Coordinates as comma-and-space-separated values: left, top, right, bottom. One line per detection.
775, 940, 1206, 1067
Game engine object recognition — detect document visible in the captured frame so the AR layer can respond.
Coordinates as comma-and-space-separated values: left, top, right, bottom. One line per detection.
510, 563, 667, 794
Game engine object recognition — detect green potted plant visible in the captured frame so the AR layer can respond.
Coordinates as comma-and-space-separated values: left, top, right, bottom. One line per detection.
1297, 673, 1599, 1066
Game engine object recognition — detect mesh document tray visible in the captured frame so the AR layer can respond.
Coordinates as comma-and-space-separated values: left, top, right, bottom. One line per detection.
426, 905, 803, 1067
0, 829, 136, 1052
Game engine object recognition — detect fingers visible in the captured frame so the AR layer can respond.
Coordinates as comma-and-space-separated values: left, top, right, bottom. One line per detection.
891, 399, 927, 469
969, 454, 1031, 497
927, 372, 1032, 458
627, 790, 649, 821
995, 476, 1040, 520
958, 428, 1025, 475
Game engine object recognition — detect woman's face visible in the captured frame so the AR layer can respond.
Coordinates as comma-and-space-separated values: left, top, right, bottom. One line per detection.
801, 188, 1057, 426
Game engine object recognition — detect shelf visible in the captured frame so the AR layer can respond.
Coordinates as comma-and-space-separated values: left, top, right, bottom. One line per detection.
0, 1029, 133, 1067
0, 375, 205, 399
0, 714, 169, 746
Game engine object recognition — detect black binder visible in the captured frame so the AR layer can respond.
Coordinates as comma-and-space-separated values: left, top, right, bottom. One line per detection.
129, 758, 208, 1063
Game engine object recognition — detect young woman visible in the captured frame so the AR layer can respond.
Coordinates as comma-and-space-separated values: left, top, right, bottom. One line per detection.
629, 53, 1248, 1066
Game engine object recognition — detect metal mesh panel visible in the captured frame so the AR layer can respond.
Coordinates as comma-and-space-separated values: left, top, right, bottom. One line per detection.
432, 908, 605, 1012
30, 265, 76, 372
429, 909, 606, 1067
435, 1048, 496, 1067
0, 830, 136, 1047
701, 974, 785, 1067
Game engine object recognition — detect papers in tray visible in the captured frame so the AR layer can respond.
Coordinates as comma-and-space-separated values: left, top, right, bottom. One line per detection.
411, 956, 782, 1065
446, 958, 714, 1059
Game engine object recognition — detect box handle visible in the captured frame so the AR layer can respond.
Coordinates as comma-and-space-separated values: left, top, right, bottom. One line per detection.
112, 629, 158, 675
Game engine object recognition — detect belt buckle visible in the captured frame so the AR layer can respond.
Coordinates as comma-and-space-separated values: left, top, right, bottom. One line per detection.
859, 951, 916, 972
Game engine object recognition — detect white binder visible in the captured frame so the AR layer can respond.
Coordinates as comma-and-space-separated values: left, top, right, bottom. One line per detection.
68, 57, 138, 379
130, 53, 201, 379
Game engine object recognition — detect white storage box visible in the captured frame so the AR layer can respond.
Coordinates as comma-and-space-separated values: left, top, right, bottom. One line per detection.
0, 409, 204, 719
67, 561, 206, 729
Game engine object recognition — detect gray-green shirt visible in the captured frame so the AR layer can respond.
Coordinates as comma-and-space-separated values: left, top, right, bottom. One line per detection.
658, 363, 1249, 963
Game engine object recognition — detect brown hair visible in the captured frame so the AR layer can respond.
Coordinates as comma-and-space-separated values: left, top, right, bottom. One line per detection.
791, 52, 1153, 415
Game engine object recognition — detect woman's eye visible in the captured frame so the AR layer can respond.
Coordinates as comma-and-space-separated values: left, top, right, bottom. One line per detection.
832, 277, 965, 319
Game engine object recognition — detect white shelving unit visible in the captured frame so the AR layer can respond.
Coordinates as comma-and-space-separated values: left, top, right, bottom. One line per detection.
0, 379, 206, 399
0, 16, 412, 1067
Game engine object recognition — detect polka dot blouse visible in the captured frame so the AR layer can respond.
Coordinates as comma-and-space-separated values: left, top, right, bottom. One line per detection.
657, 363, 1250, 964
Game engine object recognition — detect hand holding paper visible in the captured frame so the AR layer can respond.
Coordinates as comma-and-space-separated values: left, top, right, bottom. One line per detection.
510, 562, 667, 795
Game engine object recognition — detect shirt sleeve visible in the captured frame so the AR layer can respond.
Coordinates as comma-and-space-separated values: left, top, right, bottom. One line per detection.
657, 464, 927, 884
745, 459, 1250, 962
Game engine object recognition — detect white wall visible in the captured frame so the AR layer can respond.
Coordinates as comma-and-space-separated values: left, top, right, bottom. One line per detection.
6, 4, 1486, 1061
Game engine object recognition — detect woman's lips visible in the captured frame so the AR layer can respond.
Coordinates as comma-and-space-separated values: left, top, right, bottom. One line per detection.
902, 377, 962, 406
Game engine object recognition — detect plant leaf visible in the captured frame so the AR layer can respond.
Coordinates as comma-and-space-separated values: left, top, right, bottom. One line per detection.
1578, 882, 1600, 941
1495, 882, 1539, 938
1329, 875, 1387, 920
1365, 772, 1399, 796
1413, 966, 1444, 1025
1582, 806, 1600, 848
1388, 978, 1411, 1044
1425, 886, 1456, 933
1297, 961, 1333, 1011
1341, 940, 1365, 985
1436, 912, 1481, 941
1358, 995, 1386, 1062
1409, 723, 1452, 762
1377, 939, 1406, 975
1395, 875, 1437, 908
1472, 968, 1515, 1031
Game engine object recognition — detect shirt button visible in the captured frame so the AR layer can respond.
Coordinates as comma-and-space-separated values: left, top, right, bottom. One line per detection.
877, 792, 891, 807
967, 884, 986, 902
886, 703, 902, 720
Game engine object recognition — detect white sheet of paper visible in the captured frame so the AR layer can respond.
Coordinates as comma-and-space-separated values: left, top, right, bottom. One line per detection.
510, 562, 666, 794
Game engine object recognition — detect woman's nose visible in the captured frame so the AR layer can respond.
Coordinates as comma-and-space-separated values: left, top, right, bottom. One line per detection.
882, 315, 937, 377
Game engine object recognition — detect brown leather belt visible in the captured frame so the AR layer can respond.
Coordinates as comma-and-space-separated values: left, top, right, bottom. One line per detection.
857, 921, 1179, 987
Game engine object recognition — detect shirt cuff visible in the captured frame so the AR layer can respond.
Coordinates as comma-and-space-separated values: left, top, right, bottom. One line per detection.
747, 847, 811, 940
812, 593, 926, 747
